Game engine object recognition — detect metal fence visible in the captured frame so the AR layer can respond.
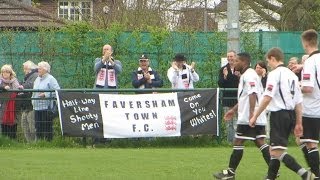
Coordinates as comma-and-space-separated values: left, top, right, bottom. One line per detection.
0, 88, 237, 144
0, 31, 308, 89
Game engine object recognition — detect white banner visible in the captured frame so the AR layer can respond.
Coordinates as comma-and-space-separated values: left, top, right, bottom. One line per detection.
99, 93, 181, 138
57, 90, 218, 138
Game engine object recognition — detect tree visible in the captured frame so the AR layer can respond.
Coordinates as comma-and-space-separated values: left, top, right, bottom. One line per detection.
92, 0, 171, 30
241, 0, 320, 31
85, 0, 217, 31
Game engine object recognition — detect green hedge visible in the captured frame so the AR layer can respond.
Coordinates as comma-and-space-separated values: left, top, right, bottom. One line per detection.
0, 22, 306, 89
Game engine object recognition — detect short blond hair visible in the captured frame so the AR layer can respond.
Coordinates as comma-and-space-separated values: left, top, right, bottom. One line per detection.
1, 64, 16, 78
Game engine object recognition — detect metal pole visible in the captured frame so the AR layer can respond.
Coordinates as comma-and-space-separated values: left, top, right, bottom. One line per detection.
204, 0, 208, 32
227, 0, 240, 53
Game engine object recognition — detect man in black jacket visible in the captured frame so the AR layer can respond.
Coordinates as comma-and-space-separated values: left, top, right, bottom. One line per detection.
218, 50, 240, 143
132, 54, 163, 93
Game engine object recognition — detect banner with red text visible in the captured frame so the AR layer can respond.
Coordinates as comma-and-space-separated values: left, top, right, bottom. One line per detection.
56, 89, 219, 138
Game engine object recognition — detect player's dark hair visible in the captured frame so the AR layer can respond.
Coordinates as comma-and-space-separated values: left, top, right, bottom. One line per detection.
237, 52, 251, 65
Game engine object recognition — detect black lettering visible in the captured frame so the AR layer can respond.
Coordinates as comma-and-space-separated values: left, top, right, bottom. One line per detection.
134, 113, 139, 120
113, 101, 118, 108
104, 101, 108, 108
145, 101, 150, 108
120, 101, 125, 108
136, 101, 142, 108
168, 99, 175, 106
152, 100, 157, 107
144, 124, 149, 132
152, 112, 158, 119
141, 113, 149, 120
129, 101, 133, 108
125, 113, 130, 120
161, 100, 167, 107
132, 124, 136, 132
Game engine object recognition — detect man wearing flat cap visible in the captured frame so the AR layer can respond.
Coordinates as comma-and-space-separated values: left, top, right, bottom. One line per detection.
132, 54, 163, 93
167, 53, 199, 89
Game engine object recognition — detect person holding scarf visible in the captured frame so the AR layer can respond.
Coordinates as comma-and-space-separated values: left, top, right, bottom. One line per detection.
92, 44, 122, 146
132, 54, 163, 93
94, 44, 122, 91
167, 53, 199, 89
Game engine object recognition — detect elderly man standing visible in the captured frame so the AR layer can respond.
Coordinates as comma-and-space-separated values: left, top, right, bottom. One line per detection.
132, 54, 163, 93
93, 44, 122, 145
18, 60, 38, 142
94, 44, 122, 90
32, 61, 60, 141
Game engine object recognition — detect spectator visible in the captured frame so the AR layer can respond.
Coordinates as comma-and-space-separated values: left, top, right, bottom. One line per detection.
254, 61, 268, 88
218, 50, 240, 143
132, 54, 163, 93
288, 57, 301, 81
287, 57, 299, 70
17, 60, 38, 142
32, 61, 60, 141
0, 64, 20, 139
291, 55, 309, 75
93, 44, 122, 145
94, 44, 122, 90
167, 53, 199, 89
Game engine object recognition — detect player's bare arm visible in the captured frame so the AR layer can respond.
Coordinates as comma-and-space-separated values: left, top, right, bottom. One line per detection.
249, 95, 272, 127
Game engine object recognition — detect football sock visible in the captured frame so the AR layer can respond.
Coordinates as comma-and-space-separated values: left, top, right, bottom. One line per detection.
260, 143, 270, 165
228, 145, 244, 173
300, 143, 311, 167
267, 157, 280, 179
308, 147, 320, 177
280, 152, 306, 176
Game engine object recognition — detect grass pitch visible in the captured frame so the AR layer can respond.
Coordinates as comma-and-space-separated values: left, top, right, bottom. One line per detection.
0, 147, 308, 180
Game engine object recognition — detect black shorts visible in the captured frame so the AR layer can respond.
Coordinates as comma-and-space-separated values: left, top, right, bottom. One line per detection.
269, 110, 295, 150
235, 125, 266, 140
300, 117, 320, 143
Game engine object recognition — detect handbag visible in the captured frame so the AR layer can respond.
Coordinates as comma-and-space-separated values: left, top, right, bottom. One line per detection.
48, 100, 58, 119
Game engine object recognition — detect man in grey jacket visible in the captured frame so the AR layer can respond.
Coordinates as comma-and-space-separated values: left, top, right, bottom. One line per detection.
94, 44, 122, 90
92, 44, 122, 146
17, 60, 38, 142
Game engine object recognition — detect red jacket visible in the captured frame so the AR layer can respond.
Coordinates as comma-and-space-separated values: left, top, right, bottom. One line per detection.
2, 93, 17, 125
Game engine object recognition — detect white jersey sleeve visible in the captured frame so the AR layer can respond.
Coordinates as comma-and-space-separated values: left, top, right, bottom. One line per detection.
301, 58, 315, 88
301, 54, 320, 118
237, 68, 266, 125
263, 70, 278, 98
